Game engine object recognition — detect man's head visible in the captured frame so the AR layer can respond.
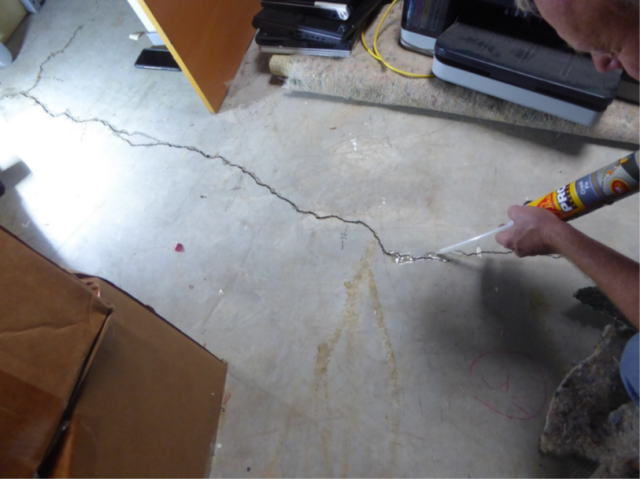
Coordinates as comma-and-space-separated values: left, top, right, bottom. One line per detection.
516, 0, 639, 80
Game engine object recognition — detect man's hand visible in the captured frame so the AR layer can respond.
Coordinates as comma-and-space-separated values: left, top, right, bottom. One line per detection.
496, 204, 639, 328
495, 205, 566, 257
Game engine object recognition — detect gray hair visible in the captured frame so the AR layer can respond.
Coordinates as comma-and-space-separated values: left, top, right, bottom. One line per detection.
514, 0, 538, 13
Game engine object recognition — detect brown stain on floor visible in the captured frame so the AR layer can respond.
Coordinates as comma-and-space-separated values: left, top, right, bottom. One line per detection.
314, 243, 373, 381
367, 256, 400, 473
312, 242, 400, 477
262, 243, 402, 477
529, 287, 548, 321
313, 245, 370, 476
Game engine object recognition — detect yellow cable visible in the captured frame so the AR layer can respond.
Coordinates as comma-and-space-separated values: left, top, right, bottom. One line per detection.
361, 0, 435, 78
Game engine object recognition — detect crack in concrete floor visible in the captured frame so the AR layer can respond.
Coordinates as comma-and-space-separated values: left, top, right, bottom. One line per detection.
0, 25, 540, 265
24, 25, 85, 95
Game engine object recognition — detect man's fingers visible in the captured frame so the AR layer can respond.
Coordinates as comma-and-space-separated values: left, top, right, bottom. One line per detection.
506, 204, 522, 220
495, 231, 508, 246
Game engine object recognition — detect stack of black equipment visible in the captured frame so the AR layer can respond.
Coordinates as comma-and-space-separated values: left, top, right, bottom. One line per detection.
253, 0, 387, 57
400, 0, 634, 126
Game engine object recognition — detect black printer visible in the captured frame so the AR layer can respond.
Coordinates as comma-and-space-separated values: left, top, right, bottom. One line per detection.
400, 0, 633, 126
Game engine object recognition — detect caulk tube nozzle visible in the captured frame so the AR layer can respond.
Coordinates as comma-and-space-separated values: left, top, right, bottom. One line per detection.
436, 221, 514, 256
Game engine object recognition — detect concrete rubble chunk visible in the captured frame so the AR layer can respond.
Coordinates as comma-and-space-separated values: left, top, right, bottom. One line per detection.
540, 325, 639, 478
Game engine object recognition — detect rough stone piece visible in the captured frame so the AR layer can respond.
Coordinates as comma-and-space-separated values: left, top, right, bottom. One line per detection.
540, 326, 639, 477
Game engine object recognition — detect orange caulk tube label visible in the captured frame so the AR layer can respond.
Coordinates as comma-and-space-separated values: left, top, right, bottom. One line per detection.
527, 182, 586, 220
526, 152, 639, 221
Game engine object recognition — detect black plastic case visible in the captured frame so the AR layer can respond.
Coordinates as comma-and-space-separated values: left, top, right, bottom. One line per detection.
134, 48, 181, 72
260, 0, 359, 21
252, 0, 385, 44
255, 29, 358, 56
401, 0, 460, 40
434, 22, 621, 111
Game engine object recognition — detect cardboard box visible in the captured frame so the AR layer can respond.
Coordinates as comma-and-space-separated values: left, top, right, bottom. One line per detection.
0, 229, 112, 477
45, 276, 228, 478
0, 0, 27, 44
0, 228, 228, 478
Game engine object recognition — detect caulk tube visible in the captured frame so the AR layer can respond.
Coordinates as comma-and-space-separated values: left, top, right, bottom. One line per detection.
526, 151, 639, 221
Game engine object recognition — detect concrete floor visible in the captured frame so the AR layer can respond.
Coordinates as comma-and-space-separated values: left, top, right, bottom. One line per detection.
1, 1, 638, 477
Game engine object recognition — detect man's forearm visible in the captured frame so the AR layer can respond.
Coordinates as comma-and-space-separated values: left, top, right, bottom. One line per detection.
549, 223, 640, 328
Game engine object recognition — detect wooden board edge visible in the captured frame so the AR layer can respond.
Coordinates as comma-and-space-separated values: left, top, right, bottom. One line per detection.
136, 0, 216, 113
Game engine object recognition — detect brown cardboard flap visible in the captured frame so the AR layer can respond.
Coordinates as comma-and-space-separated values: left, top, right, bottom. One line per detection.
46, 278, 228, 478
0, 228, 112, 477
0, 230, 112, 399
0, 370, 65, 478
46, 414, 101, 479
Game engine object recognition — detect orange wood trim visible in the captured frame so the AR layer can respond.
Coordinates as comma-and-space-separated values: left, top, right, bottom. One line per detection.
136, 0, 215, 113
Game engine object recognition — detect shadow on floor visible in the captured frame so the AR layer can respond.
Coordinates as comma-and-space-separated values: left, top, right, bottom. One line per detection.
563, 303, 619, 331
0, 158, 64, 265
290, 91, 638, 155
477, 260, 569, 381
413, 258, 599, 477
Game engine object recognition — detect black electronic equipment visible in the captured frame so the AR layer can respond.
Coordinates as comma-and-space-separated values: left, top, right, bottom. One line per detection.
400, 0, 460, 55
260, 0, 358, 21
398, 0, 624, 125
252, 0, 385, 44
134, 48, 181, 72
255, 28, 359, 57
433, 22, 621, 126
401, 0, 559, 55
617, 71, 640, 104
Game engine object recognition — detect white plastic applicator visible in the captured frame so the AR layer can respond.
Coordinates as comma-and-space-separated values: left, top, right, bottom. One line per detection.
435, 221, 514, 256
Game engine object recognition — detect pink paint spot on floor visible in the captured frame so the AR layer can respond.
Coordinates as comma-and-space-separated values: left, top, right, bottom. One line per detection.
174, 243, 185, 252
